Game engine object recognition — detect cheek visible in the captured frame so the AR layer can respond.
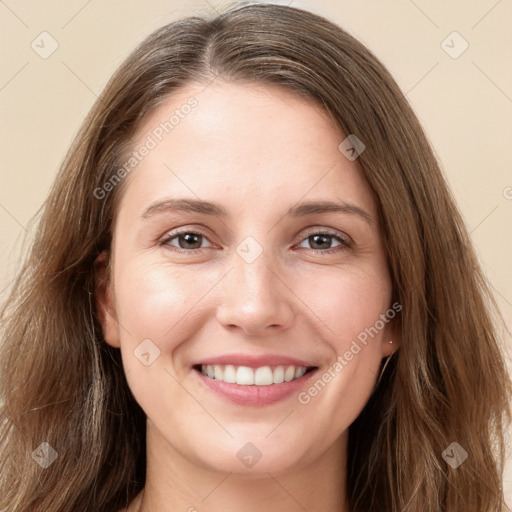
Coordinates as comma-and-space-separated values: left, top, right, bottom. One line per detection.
111, 251, 393, 453
112, 259, 208, 411
112, 257, 234, 391
115, 253, 392, 357
302, 262, 392, 347
294, 264, 392, 414
115, 259, 211, 341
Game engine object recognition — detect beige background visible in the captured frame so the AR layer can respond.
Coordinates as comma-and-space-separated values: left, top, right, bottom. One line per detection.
1, 0, 511, 505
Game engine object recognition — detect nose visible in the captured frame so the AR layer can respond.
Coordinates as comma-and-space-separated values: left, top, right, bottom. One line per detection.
216, 243, 295, 336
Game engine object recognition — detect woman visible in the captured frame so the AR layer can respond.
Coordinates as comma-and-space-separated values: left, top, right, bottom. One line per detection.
0, 3, 510, 511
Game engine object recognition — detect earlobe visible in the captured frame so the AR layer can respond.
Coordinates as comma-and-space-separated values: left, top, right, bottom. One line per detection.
382, 339, 399, 358
94, 250, 121, 348
381, 321, 401, 358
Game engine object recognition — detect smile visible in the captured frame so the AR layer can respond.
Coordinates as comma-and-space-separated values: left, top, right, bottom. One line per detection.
192, 363, 319, 406
198, 364, 315, 385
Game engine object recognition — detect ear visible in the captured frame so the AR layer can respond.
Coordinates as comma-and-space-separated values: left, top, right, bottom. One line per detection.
380, 311, 402, 358
94, 250, 121, 348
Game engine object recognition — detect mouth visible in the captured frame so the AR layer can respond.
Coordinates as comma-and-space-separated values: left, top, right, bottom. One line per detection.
192, 362, 319, 406
192, 363, 318, 386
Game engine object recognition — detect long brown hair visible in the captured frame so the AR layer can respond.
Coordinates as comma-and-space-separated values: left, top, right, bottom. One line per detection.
1, 3, 510, 511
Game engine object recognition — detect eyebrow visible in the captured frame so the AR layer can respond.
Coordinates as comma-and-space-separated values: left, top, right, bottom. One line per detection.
141, 198, 373, 224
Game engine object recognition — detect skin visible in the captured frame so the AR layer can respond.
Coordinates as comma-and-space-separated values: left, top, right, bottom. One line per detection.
95, 80, 399, 512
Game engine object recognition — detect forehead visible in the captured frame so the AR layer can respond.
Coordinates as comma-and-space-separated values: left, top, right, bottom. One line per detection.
117, 80, 376, 220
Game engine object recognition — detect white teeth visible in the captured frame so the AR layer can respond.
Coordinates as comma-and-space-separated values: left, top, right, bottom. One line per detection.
254, 366, 273, 386
273, 366, 285, 383
295, 367, 307, 379
223, 364, 236, 383
236, 366, 254, 385
284, 366, 295, 382
199, 364, 311, 385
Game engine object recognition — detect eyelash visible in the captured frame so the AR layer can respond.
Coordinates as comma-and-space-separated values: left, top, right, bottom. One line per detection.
158, 227, 352, 255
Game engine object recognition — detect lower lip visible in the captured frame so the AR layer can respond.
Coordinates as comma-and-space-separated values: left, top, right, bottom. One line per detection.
193, 368, 318, 407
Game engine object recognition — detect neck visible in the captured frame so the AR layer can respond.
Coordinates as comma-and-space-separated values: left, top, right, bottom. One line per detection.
138, 421, 349, 512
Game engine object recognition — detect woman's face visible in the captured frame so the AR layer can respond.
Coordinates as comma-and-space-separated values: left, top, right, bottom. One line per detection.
97, 80, 398, 476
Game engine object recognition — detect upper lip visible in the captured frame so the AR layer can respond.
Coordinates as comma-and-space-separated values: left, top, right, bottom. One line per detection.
193, 354, 318, 368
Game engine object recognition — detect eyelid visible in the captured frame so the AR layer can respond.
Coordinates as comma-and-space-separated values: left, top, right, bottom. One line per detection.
294, 227, 352, 254
299, 226, 352, 244
159, 225, 352, 254
158, 226, 215, 252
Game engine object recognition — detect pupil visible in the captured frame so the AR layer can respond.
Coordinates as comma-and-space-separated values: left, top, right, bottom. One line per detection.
181, 233, 201, 249
311, 234, 330, 249
178, 233, 333, 250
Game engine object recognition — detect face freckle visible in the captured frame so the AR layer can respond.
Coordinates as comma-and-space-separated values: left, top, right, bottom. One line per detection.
99, 79, 398, 478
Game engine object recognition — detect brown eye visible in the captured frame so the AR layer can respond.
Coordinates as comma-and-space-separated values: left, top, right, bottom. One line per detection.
297, 230, 351, 254
161, 230, 212, 253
